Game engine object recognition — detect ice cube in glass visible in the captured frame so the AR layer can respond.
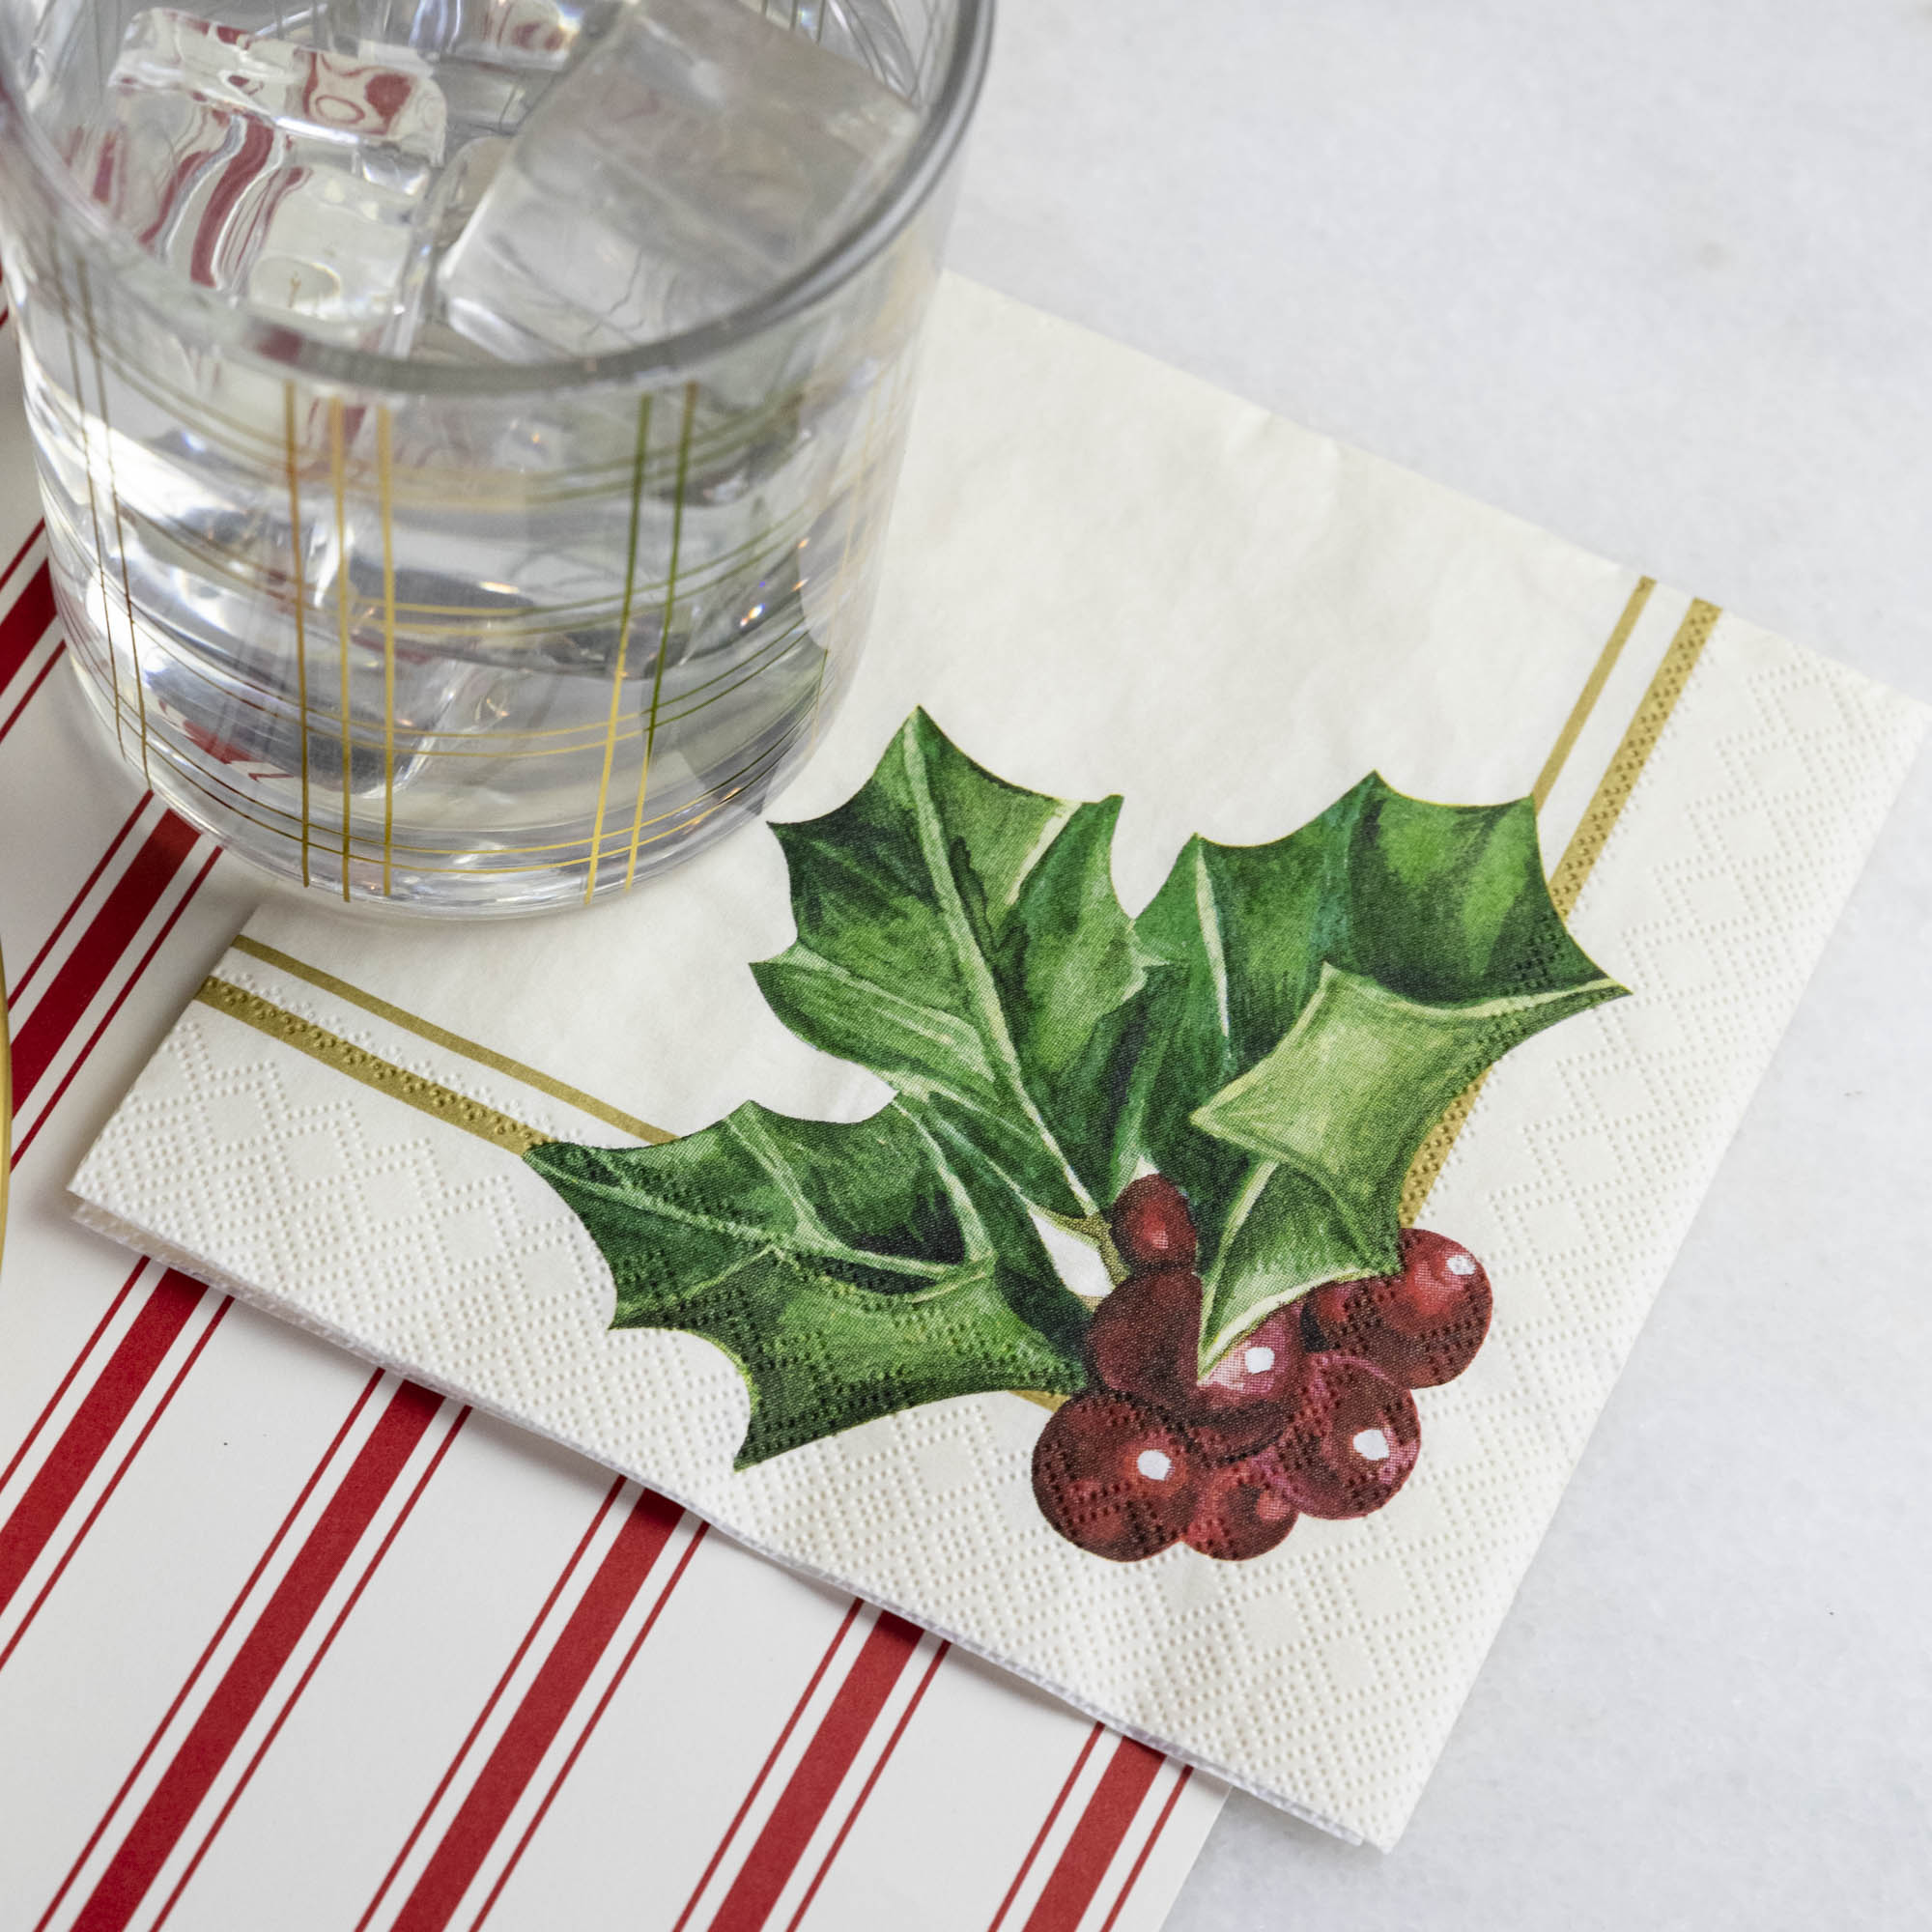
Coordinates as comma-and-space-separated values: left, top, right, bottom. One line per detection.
434, 0, 919, 358
67, 78, 430, 349
112, 8, 447, 190
355, 0, 613, 68
350, 0, 616, 137
782, 0, 920, 98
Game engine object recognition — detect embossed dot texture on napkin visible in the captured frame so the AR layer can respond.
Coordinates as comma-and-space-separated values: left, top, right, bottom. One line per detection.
71, 276, 1929, 1849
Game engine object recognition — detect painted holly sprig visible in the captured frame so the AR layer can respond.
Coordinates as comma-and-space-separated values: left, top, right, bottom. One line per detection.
526, 710, 1625, 1558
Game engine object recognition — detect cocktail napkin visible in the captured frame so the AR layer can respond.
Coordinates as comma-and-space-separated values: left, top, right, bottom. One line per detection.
71, 276, 1927, 1848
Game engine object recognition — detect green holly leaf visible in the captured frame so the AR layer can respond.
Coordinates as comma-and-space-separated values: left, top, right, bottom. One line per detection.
1191, 964, 1619, 1362
1137, 776, 1626, 1365
750, 709, 1153, 1220
525, 1099, 1089, 1466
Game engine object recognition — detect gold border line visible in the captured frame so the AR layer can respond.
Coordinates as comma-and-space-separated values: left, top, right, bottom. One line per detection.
1399, 591, 1721, 1222
1548, 599, 1721, 919
228, 936, 672, 1145
197, 978, 548, 1156
1530, 578, 1655, 810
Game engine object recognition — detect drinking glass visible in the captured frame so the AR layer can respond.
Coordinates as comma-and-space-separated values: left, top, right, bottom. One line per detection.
0, 0, 990, 914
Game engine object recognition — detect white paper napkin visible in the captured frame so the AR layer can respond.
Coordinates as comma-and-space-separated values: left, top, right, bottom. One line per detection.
71, 276, 1927, 1848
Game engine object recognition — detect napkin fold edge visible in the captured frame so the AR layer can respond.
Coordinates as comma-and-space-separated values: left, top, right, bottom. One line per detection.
71, 1193, 1350, 1845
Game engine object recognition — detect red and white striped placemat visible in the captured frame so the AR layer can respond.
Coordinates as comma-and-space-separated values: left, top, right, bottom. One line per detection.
0, 300, 1225, 1932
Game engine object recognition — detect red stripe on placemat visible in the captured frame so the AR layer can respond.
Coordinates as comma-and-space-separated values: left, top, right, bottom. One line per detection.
13, 843, 219, 1163
6, 798, 146, 1009
1021, 1740, 1165, 1932
8, 810, 199, 1102
780, 1639, 949, 1932
388, 1489, 689, 1932
356, 1479, 631, 1932
469, 1523, 709, 1932
0, 640, 68, 742
0, 804, 222, 1681
146, 1407, 470, 1932
704, 1612, 924, 1932
0, 556, 55, 689
985, 1724, 1107, 1932
1094, 1769, 1193, 1932
670, 1599, 867, 1932
0, 1262, 145, 1499
51, 1379, 447, 1932
0, 1271, 209, 1614
0, 1293, 230, 1676
36, 1376, 390, 1932
0, 522, 43, 600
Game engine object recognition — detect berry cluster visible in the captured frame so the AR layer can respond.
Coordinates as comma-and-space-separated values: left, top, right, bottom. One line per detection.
1031, 1178, 1493, 1562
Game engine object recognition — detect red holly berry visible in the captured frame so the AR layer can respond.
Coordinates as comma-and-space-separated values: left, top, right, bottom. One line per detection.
1267, 1353, 1420, 1520
1111, 1175, 1197, 1274
1183, 1453, 1300, 1560
1305, 1229, 1492, 1388
1086, 1267, 1202, 1414
1032, 1393, 1202, 1561
1182, 1307, 1307, 1462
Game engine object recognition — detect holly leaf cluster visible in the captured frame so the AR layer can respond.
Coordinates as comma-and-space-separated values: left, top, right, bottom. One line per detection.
526, 709, 1624, 1464
528, 1099, 1088, 1464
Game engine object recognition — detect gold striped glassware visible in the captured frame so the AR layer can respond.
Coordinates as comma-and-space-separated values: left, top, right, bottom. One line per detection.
0, 0, 988, 914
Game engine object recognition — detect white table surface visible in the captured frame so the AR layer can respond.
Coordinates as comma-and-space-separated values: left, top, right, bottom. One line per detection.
946, 3, 1932, 1925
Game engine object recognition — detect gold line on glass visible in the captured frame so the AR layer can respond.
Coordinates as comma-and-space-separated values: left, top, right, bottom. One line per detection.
134, 479, 801, 630
55, 247, 124, 755
78, 261, 150, 780
378, 405, 397, 897
143, 713, 793, 876
283, 382, 313, 887
585, 393, 655, 903
329, 397, 354, 901
626, 382, 699, 889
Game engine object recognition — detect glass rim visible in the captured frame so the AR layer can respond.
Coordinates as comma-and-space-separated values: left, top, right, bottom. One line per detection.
0, 0, 993, 396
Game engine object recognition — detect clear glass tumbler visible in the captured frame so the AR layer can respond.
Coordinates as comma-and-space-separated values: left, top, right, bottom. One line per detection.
0, 0, 989, 914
